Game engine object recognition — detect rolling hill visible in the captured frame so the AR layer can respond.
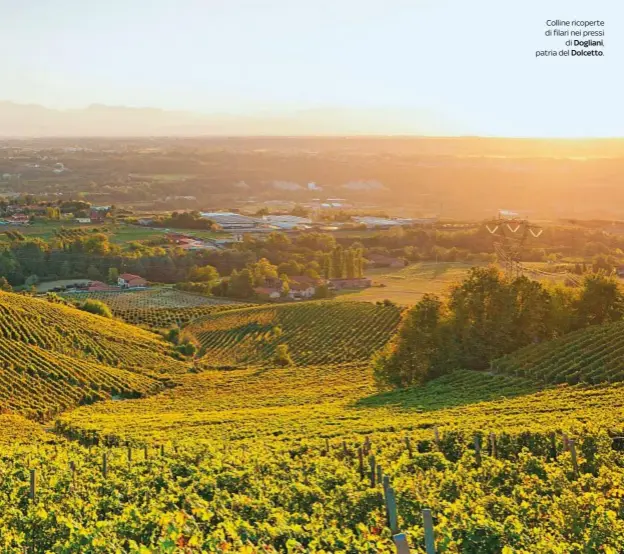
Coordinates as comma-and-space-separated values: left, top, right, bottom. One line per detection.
183, 301, 403, 367
0, 291, 190, 420
494, 320, 624, 385
62, 288, 250, 329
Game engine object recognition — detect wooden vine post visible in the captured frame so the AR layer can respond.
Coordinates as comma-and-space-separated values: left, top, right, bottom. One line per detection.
422, 508, 436, 554
385, 485, 399, 535
433, 426, 440, 450
369, 455, 376, 487
102, 453, 108, 478
393, 533, 411, 554
550, 432, 558, 460
474, 435, 482, 466
490, 433, 497, 458
29, 469, 36, 502
405, 436, 413, 459
358, 447, 364, 480
569, 439, 579, 478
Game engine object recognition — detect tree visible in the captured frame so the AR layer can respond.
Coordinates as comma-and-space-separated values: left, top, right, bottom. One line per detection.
279, 274, 290, 298
274, 344, 294, 367
107, 267, 119, 284
248, 258, 278, 286
87, 265, 101, 281
0, 277, 12, 292
373, 294, 446, 388
228, 269, 255, 299
313, 283, 330, 299
331, 246, 345, 279
25, 275, 39, 287
189, 265, 219, 283
80, 299, 112, 318
575, 274, 624, 327
60, 261, 72, 279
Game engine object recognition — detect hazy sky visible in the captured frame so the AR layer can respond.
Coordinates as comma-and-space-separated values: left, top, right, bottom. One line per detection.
1, 0, 622, 136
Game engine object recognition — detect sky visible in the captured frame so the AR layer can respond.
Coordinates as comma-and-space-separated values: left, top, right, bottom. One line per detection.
1, 0, 622, 137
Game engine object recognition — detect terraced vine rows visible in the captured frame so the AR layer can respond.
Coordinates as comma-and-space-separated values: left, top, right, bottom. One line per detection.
184, 301, 403, 367
494, 320, 624, 385
0, 292, 187, 376
0, 339, 161, 421
63, 288, 248, 329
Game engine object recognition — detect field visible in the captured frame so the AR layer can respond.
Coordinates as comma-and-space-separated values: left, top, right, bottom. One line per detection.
0, 221, 224, 246
184, 301, 403, 367
494, 320, 624, 385
44, 366, 624, 552
339, 263, 476, 305
63, 288, 249, 329
0, 291, 189, 421
3, 283, 624, 550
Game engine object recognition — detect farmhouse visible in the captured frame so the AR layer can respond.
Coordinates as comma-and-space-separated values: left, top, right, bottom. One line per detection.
90, 206, 110, 222
254, 286, 282, 300
328, 277, 372, 290
118, 273, 148, 289
88, 281, 120, 292
7, 214, 30, 225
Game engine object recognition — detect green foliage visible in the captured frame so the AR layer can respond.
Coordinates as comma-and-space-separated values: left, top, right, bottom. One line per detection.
107, 266, 119, 284
185, 301, 401, 367
80, 299, 113, 319
373, 294, 445, 388
273, 344, 294, 367
188, 264, 219, 283
62, 288, 248, 330
375, 267, 624, 388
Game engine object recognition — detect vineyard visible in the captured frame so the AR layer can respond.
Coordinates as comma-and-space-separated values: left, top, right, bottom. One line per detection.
6, 282, 624, 549
62, 288, 249, 329
494, 320, 624, 385
8, 365, 624, 552
184, 301, 403, 367
0, 292, 191, 421
0, 338, 162, 421
0, 428, 622, 552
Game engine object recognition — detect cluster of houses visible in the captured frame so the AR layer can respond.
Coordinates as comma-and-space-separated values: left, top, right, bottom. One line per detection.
254, 275, 372, 301
164, 232, 218, 251
82, 273, 148, 292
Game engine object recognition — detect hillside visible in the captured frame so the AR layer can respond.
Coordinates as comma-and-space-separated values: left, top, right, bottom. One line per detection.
63, 288, 250, 329
0, 292, 187, 376
53, 365, 624, 551
494, 320, 624, 385
0, 292, 189, 420
184, 301, 403, 367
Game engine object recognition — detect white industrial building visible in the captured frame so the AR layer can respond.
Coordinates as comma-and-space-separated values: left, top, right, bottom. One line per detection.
200, 212, 262, 230
263, 215, 312, 230
352, 216, 414, 229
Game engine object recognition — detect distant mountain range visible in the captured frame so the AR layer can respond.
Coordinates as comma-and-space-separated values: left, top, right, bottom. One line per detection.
0, 101, 463, 137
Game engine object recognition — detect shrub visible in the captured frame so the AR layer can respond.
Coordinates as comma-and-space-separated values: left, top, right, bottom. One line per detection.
80, 300, 113, 318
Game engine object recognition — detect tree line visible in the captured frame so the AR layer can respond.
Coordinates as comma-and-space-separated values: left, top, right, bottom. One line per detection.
374, 267, 624, 388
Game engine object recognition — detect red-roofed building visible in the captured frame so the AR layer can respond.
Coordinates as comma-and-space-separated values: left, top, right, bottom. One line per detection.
254, 286, 281, 300
118, 273, 148, 288
88, 281, 120, 292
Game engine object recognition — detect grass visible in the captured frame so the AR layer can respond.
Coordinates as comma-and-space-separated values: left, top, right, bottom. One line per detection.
338, 262, 477, 305
56, 362, 624, 449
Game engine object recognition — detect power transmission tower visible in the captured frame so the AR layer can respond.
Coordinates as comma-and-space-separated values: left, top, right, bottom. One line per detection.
484, 213, 543, 279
